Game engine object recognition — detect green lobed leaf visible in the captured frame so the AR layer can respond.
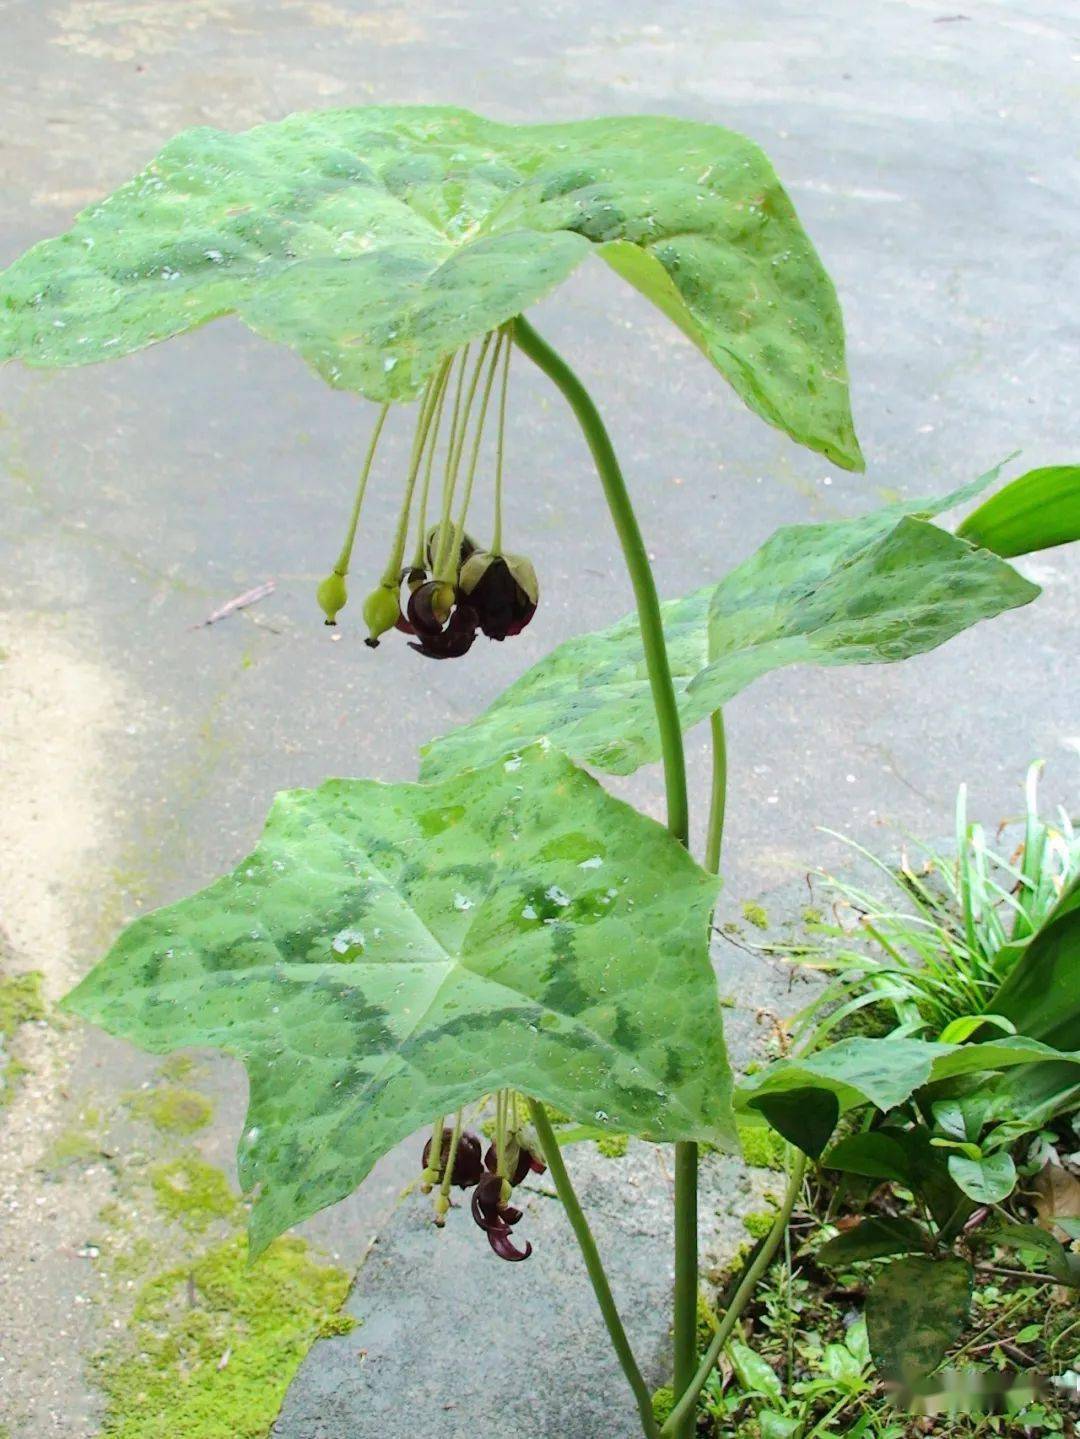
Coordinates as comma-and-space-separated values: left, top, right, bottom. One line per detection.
816, 1216, 929, 1266
421, 473, 1037, 781
946, 1151, 1017, 1205
62, 743, 733, 1252
0, 107, 862, 467
957, 465, 1080, 557
736, 1034, 1080, 1117
866, 1256, 973, 1383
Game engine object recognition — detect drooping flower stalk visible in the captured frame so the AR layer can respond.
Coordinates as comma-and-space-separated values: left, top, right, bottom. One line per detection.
421, 1111, 447, 1190
492, 328, 512, 556
363, 367, 446, 644
316, 401, 390, 624
449, 329, 504, 570
435, 1109, 466, 1224
379, 370, 445, 588
410, 358, 453, 573
432, 333, 494, 584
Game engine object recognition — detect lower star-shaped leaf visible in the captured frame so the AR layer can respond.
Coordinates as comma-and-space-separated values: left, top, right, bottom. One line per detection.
64, 743, 731, 1252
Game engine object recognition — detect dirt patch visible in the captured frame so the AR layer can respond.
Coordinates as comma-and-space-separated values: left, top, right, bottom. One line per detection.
0, 616, 129, 1436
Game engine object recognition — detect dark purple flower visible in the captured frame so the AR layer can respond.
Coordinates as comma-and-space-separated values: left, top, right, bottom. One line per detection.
421, 1128, 484, 1189
406, 581, 480, 660
470, 1172, 533, 1262
483, 1139, 546, 1187
458, 551, 538, 641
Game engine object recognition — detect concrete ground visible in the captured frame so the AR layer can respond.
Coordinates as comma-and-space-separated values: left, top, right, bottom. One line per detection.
0, 1, 1077, 1435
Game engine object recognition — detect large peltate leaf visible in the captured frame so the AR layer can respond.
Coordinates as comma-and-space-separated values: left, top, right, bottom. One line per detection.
0, 108, 861, 468
957, 464, 1080, 557
63, 743, 732, 1251
421, 477, 1037, 781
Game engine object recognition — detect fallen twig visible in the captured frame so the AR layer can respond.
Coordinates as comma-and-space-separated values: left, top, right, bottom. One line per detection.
195, 579, 276, 628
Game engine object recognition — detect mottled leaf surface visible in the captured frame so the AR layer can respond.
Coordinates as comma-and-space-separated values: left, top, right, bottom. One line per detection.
422, 477, 1036, 781
0, 107, 861, 466
736, 1034, 1080, 1117
867, 1256, 973, 1382
817, 1217, 929, 1266
63, 743, 731, 1251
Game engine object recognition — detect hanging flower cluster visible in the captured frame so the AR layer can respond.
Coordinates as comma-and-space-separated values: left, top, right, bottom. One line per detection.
417, 1090, 545, 1261
316, 324, 538, 660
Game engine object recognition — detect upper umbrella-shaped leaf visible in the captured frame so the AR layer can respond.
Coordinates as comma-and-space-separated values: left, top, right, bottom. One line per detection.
0, 107, 861, 468
420, 473, 1037, 781
63, 742, 732, 1252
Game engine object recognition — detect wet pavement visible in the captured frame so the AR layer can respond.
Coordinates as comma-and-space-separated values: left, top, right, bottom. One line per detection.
1, 1, 1077, 1435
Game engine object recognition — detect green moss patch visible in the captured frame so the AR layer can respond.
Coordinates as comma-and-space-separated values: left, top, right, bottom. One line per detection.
0, 969, 46, 1105
127, 1085, 214, 1135
741, 901, 769, 930
151, 1155, 238, 1232
0, 970, 45, 1035
97, 1235, 355, 1439
742, 1209, 777, 1239
736, 1118, 787, 1172
595, 1132, 628, 1159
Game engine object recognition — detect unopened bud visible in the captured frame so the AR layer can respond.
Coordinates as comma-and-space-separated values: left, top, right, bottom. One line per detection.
362, 583, 401, 647
316, 570, 348, 626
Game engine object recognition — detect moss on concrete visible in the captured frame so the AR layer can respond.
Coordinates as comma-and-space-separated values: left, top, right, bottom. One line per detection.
651, 1386, 675, 1423
159, 1053, 197, 1083
42, 1126, 102, 1177
0, 970, 45, 1035
151, 1155, 238, 1231
595, 1132, 628, 1159
0, 969, 46, 1105
96, 1234, 355, 1439
736, 1119, 787, 1172
127, 1084, 214, 1135
742, 1209, 777, 1239
741, 901, 769, 930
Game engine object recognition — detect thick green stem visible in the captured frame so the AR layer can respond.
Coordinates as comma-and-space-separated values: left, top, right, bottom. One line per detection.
705, 710, 727, 875
512, 316, 689, 843
529, 1100, 660, 1439
660, 1150, 807, 1437
514, 313, 694, 1437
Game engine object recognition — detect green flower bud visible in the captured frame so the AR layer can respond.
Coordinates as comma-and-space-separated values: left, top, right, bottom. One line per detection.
362, 583, 401, 648
316, 570, 348, 626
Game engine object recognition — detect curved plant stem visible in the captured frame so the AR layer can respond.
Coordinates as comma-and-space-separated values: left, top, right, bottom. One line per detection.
529, 1099, 661, 1439
659, 1149, 808, 1437
513, 313, 695, 1437
512, 315, 689, 843
705, 710, 727, 875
